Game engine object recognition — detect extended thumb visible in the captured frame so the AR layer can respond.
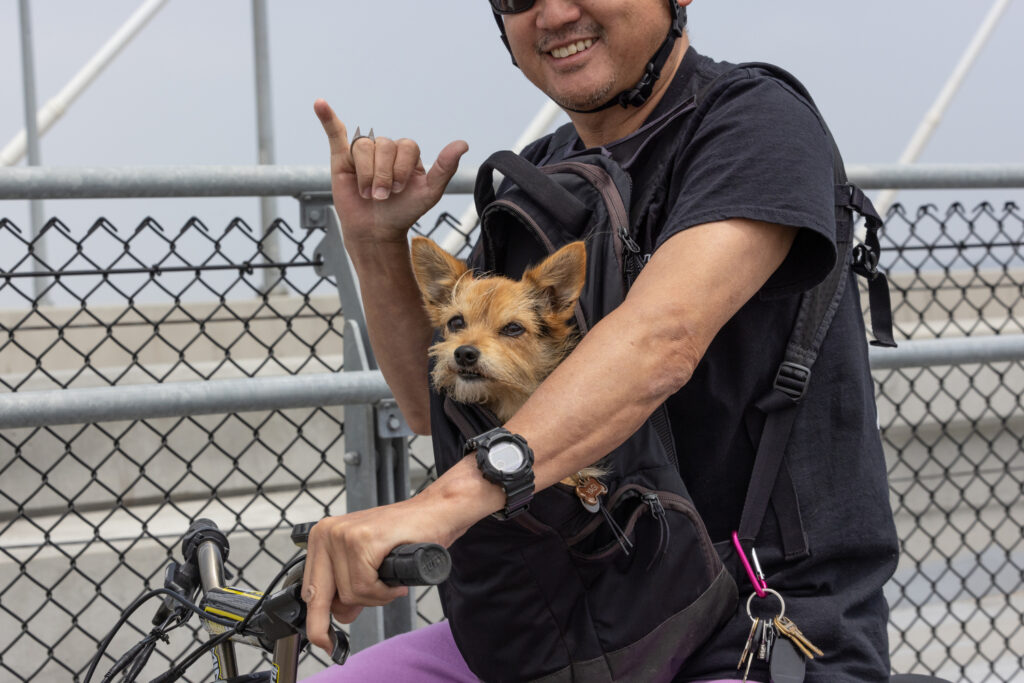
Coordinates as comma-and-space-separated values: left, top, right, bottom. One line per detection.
426, 140, 469, 194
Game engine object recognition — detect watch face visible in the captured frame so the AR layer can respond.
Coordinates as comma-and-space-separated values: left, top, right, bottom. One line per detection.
487, 441, 524, 473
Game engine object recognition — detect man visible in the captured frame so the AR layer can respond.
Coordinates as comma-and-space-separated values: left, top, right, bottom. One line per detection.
302, 1, 899, 681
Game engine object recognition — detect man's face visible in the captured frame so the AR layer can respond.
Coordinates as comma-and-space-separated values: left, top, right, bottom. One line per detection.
501, 0, 673, 112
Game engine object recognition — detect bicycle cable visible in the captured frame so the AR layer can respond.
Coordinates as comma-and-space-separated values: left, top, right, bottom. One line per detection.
150, 554, 306, 683
102, 614, 182, 683
83, 587, 237, 683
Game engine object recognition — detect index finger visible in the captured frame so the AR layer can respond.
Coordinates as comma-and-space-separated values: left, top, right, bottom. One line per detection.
313, 99, 354, 175
302, 533, 340, 652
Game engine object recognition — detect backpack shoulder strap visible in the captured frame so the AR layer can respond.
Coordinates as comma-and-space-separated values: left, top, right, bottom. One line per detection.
735, 66, 896, 559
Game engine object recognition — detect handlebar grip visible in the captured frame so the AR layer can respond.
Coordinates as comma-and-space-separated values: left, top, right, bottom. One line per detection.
290, 523, 451, 586
182, 518, 229, 564
378, 543, 452, 586
291, 522, 315, 549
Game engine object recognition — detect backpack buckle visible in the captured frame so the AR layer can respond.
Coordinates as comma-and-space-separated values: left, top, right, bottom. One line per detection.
774, 361, 811, 401
852, 243, 880, 280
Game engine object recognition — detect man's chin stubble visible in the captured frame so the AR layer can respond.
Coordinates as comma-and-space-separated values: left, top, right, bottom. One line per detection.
552, 81, 615, 112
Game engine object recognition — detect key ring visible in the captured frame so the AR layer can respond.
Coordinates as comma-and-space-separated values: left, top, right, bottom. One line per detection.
746, 587, 785, 622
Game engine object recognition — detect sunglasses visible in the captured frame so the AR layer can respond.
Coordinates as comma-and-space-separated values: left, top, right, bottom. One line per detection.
489, 0, 536, 14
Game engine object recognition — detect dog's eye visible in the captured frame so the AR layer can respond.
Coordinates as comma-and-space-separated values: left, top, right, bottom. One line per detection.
500, 322, 525, 337
447, 315, 466, 333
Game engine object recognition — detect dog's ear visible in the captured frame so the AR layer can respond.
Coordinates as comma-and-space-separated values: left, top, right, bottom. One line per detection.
522, 241, 586, 317
410, 236, 469, 311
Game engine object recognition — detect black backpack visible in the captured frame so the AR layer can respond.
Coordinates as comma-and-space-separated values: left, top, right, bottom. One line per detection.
427, 63, 894, 683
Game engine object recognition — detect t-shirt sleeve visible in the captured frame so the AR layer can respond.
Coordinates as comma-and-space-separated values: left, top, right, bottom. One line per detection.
654, 70, 838, 297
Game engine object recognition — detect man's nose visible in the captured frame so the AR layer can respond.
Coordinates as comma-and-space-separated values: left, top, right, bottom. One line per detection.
534, 0, 584, 31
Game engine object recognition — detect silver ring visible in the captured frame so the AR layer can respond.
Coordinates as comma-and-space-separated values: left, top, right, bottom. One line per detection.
349, 126, 375, 153
745, 588, 785, 621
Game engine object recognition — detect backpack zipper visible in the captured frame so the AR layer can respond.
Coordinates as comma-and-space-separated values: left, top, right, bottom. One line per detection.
618, 226, 644, 287
642, 492, 671, 570
542, 161, 638, 287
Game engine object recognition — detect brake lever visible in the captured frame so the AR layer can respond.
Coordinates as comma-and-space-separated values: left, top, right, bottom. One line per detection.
254, 583, 350, 665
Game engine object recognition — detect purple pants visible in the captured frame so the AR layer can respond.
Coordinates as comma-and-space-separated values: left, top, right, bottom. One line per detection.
301, 620, 750, 682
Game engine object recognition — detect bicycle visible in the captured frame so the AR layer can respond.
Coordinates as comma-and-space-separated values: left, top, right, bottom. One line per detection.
85, 518, 956, 683
84, 518, 451, 683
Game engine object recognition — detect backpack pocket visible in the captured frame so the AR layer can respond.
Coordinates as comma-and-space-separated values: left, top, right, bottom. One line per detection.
551, 481, 737, 682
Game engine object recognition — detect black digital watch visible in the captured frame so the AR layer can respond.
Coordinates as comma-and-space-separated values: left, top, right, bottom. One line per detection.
465, 427, 535, 520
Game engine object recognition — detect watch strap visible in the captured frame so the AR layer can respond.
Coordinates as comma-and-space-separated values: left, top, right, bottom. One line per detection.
492, 468, 534, 520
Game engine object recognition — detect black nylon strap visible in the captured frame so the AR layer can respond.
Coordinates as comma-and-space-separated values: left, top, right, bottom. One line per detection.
474, 150, 592, 231
737, 78, 859, 557
866, 271, 896, 347
840, 184, 898, 348
737, 393, 806, 552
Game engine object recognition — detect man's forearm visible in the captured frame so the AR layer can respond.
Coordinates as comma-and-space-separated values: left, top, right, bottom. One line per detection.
504, 300, 687, 491
506, 219, 797, 494
345, 237, 434, 433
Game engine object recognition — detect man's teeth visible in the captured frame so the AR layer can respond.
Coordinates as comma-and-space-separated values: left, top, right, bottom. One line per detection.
550, 39, 593, 59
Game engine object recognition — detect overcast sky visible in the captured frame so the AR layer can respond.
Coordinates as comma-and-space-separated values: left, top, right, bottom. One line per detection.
0, 0, 1021, 299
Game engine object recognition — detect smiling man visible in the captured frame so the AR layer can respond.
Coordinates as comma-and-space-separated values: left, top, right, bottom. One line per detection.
301, 1, 899, 681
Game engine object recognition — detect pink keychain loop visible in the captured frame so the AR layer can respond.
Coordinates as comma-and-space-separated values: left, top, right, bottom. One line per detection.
731, 531, 767, 598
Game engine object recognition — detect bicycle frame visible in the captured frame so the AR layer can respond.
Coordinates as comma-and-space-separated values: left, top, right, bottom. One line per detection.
193, 537, 304, 682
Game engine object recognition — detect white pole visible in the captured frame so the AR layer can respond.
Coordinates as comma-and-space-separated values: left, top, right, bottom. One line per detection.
873, 0, 1012, 218
1, 0, 170, 166
251, 0, 281, 294
442, 99, 564, 254
18, 0, 47, 301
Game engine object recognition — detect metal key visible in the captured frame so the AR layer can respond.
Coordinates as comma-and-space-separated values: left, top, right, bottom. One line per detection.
742, 646, 755, 682
737, 616, 760, 669
774, 615, 824, 660
756, 619, 768, 661
758, 619, 775, 662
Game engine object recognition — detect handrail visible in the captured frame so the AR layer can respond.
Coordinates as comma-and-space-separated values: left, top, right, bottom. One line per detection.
1, 336, 1021, 430
2, 163, 1024, 200
0, 370, 391, 429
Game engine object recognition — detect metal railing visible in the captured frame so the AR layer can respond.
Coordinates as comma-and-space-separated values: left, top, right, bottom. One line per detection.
0, 164, 1022, 681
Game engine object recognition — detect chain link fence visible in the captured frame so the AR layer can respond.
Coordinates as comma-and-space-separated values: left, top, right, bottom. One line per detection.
871, 201, 1023, 681
0, 196, 1021, 681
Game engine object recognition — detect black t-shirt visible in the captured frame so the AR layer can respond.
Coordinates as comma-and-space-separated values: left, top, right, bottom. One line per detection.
520, 47, 899, 682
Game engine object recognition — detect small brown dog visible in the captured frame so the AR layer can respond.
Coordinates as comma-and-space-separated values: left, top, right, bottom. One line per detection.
410, 236, 605, 489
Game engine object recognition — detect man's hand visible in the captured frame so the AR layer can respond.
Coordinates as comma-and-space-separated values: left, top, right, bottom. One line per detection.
313, 99, 468, 244
300, 504, 412, 652
300, 457, 501, 655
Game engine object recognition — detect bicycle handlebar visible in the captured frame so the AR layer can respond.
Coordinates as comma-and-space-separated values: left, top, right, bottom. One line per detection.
289, 521, 452, 587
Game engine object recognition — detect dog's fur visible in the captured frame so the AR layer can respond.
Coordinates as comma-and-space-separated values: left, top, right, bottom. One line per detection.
410, 237, 602, 484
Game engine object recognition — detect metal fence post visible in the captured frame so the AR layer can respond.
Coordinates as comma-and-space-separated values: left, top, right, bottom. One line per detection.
375, 399, 416, 637
302, 192, 417, 649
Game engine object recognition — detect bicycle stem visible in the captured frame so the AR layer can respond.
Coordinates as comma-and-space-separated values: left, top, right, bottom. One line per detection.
194, 532, 239, 680
270, 563, 306, 683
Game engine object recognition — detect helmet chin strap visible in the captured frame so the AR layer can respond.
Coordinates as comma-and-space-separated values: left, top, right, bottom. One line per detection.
494, 1, 687, 114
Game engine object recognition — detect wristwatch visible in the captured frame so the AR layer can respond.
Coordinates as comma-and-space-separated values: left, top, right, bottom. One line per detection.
465, 427, 535, 520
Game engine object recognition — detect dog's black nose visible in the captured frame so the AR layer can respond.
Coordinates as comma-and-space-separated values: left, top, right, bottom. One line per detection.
454, 345, 479, 367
